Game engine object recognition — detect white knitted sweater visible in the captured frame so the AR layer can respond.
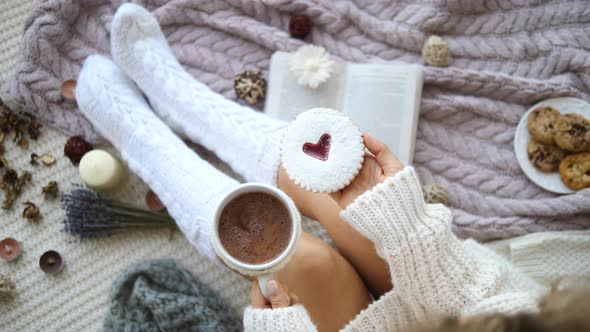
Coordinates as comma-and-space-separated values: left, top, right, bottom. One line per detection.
244, 167, 547, 331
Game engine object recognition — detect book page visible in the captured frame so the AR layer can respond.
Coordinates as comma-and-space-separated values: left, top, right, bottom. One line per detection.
342, 63, 422, 165
264, 52, 347, 122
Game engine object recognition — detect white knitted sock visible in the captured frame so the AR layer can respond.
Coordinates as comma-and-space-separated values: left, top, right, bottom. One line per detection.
75, 54, 239, 260
111, 3, 287, 186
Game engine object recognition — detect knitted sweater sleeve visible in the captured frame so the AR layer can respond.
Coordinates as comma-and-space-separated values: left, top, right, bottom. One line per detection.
243, 305, 318, 332
340, 167, 544, 315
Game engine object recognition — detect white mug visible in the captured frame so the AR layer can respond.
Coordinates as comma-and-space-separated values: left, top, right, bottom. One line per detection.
210, 183, 301, 300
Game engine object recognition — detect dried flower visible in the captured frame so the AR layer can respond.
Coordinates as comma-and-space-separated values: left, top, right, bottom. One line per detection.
234, 71, 266, 104
22, 201, 41, 220
15, 171, 31, 192
422, 36, 450, 67
0, 99, 41, 148
18, 137, 28, 150
289, 45, 334, 89
28, 119, 41, 140
289, 15, 312, 39
40, 154, 56, 166
2, 168, 17, 185
423, 184, 448, 204
60, 80, 77, 101
145, 190, 165, 212
61, 186, 175, 239
42, 181, 59, 199
0, 168, 32, 210
64, 136, 93, 165
0, 274, 15, 297
30, 153, 38, 165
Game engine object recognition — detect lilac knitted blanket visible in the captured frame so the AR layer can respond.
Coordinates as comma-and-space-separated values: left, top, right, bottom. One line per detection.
4, 0, 590, 239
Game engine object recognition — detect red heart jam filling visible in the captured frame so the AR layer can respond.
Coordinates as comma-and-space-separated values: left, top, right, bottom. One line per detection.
302, 133, 331, 161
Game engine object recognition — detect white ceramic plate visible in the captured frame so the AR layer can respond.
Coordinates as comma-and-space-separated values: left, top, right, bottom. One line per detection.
514, 97, 590, 194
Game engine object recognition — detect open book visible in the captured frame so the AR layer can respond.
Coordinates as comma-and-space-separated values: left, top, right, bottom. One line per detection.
264, 51, 423, 165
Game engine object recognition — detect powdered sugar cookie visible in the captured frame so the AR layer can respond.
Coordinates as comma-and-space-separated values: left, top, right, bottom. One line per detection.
281, 108, 365, 193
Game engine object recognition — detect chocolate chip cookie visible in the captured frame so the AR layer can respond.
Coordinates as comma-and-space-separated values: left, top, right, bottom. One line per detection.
554, 113, 590, 152
527, 140, 566, 173
527, 106, 561, 145
559, 152, 590, 190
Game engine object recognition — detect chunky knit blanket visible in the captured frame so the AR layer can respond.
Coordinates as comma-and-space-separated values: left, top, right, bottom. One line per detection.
4, 0, 590, 239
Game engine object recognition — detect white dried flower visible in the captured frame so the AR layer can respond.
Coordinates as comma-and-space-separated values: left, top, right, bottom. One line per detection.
289, 45, 334, 89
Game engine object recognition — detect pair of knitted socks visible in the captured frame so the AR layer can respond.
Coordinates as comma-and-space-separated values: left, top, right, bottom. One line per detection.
76, 4, 286, 260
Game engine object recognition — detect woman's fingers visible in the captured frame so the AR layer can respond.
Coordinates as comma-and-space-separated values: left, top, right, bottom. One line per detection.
251, 281, 270, 309
289, 292, 300, 305
268, 279, 291, 308
363, 133, 403, 177
251, 279, 298, 309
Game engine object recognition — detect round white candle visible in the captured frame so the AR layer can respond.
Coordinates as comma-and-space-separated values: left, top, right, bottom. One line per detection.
79, 150, 126, 191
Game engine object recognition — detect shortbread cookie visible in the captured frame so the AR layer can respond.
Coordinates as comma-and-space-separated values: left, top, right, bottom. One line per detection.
554, 113, 590, 152
281, 108, 364, 193
526, 140, 566, 173
527, 106, 561, 145
559, 152, 590, 190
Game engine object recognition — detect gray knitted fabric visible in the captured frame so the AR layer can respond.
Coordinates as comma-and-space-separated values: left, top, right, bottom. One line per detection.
3, 0, 590, 240
104, 259, 242, 332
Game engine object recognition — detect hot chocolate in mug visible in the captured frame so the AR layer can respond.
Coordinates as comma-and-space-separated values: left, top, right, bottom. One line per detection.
211, 183, 301, 300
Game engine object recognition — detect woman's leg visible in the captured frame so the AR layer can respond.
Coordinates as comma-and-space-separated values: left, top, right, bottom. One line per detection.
76, 55, 239, 260
278, 167, 393, 299
111, 4, 286, 186
276, 232, 371, 332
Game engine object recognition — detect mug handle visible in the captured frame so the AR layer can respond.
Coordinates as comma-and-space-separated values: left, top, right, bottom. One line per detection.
257, 272, 276, 301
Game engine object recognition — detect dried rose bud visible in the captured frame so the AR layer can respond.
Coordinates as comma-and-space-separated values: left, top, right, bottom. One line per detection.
64, 136, 93, 165
22, 201, 41, 220
289, 15, 312, 39
42, 181, 59, 199
61, 80, 77, 101
145, 190, 165, 212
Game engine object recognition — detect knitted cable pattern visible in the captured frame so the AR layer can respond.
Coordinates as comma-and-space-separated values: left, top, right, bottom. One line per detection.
3, 0, 590, 239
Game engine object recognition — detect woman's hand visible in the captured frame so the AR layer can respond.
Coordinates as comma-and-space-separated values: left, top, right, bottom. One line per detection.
251, 279, 300, 309
330, 133, 403, 209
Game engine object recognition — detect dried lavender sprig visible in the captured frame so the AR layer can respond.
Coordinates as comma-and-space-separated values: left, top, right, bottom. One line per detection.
61, 185, 175, 239
63, 191, 170, 222
60, 187, 174, 225
65, 202, 171, 223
